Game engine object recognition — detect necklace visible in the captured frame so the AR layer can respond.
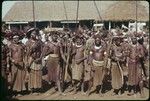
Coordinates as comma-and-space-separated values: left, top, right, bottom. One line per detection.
76, 44, 82, 48
94, 45, 102, 50
132, 44, 137, 47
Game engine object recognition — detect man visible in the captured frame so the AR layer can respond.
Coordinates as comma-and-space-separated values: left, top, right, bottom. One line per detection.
1, 35, 10, 99
60, 33, 72, 89
85, 32, 95, 53
120, 37, 130, 92
82, 32, 94, 95
127, 37, 145, 96
88, 34, 106, 96
8, 35, 26, 96
41, 33, 50, 69
110, 36, 125, 96
42, 33, 63, 94
26, 29, 43, 94
143, 37, 149, 88
71, 36, 87, 94
137, 37, 148, 78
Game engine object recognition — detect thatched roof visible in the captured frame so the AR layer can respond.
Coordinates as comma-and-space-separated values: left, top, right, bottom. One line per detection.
3, 1, 110, 22
103, 1, 149, 21
3, 1, 149, 22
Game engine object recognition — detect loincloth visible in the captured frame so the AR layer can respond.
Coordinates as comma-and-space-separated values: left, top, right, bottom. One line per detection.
47, 54, 59, 65
92, 59, 104, 67
49, 54, 59, 58
30, 62, 42, 71
111, 61, 123, 88
46, 54, 60, 82
72, 62, 84, 81
92, 60, 104, 86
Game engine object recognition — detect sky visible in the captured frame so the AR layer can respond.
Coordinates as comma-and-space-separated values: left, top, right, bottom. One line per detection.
2, 1, 17, 18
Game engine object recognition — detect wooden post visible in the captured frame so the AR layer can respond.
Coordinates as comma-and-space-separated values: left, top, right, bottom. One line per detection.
109, 21, 111, 30
75, 0, 79, 29
32, 0, 36, 28
63, 23, 65, 29
136, 1, 138, 33
128, 21, 130, 28
19, 24, 22, 30
8, 24, 11, 30
49, 21, 52, 28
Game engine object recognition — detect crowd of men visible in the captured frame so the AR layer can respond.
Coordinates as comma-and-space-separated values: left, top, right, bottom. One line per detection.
1, 24, 149, 99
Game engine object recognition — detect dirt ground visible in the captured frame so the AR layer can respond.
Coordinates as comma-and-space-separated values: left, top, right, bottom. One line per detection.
14, 87, 149, 100
11, 75, 149, 100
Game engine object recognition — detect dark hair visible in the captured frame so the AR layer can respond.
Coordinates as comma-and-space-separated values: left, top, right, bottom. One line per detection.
94, 34, 101, 39
138, 37, 144, 45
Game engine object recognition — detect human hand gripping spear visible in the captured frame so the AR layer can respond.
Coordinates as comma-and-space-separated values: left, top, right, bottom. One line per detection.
103, 32, 113, 72
60, 36, 71, 81
64, 38, 72, 81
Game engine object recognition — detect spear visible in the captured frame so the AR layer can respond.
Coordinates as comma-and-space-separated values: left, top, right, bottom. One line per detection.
32, 0, 36, 28
64, 38, 71, 81
103, 32, 113, 70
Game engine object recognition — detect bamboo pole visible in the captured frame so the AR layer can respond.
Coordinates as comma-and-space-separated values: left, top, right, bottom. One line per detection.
32, 0, 36, 28
75, 0, 79, 29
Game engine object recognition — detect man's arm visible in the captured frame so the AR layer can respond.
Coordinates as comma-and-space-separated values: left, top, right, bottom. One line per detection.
6, 48, 10, 73
60, 43, 67, 63
76, 56, 88, 64
76, 46, 88, 64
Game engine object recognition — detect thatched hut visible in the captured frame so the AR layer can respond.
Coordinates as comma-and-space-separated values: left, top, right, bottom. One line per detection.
104, 1, 149, 21
2, 1, 149, 30
103, 1, 149, 29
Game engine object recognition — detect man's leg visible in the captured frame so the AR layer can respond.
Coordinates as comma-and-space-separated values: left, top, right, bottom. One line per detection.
57, 80, 63, 93
139, 81, 144, 97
